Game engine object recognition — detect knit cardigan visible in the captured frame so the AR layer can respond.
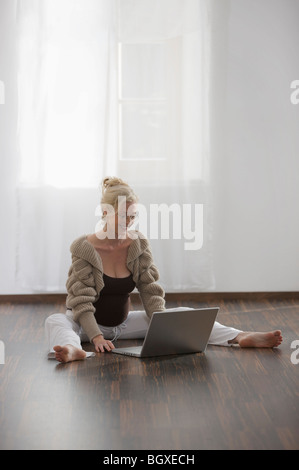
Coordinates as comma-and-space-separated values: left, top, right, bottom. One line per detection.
65, 233, 166, 341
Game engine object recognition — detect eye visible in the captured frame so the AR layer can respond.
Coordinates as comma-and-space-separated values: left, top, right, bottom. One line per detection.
129, 212, 138, 221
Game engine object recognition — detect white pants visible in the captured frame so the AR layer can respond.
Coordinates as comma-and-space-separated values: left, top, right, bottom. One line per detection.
45, 307, 242, 353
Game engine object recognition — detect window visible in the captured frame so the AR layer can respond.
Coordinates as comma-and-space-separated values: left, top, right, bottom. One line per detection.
117, 37, 184, 182
118, 42, 167, 162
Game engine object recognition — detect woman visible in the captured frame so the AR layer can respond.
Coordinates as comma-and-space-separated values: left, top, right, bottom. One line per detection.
45, 177, 282, 363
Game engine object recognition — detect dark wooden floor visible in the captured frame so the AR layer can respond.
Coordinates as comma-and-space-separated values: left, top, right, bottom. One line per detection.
0, 295, 299, 450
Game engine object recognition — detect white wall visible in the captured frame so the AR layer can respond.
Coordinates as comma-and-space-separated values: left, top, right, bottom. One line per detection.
0, 0, 298, 293
0, 0, 19, 294
211, 0, 299, 291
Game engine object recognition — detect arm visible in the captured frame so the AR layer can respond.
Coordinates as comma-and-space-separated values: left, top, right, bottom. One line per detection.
66, 257, 114, 352
135, 243, 166, 318
66, 256, 103, 342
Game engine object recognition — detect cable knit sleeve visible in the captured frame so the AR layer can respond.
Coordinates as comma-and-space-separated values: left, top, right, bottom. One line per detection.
66, 256, 103, 341
134, 241, 166, 318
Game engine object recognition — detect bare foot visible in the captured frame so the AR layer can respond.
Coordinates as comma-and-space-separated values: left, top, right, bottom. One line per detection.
53, 345, 87, 363
233, 330, 283, 348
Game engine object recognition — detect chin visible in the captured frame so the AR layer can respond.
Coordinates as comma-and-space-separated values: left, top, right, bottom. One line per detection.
117, 227, 127, 236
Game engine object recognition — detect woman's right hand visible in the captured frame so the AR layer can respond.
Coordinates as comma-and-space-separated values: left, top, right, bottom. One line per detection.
92, 334, 115, 353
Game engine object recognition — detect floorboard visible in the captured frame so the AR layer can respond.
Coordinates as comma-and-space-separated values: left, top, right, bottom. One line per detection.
0, 297, 299, 450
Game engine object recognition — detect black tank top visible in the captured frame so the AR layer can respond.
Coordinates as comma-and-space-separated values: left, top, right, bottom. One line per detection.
93, 273, 136, 327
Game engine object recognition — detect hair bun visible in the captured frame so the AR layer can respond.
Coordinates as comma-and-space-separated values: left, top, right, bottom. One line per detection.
102, 176, 127, 194
100, 176, 138, 211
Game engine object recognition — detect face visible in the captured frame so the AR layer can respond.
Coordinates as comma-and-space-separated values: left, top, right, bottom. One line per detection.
104, 202, 138, 238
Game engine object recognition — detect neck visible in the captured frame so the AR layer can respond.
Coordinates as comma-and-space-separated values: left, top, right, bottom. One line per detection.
96, 226, 128, 246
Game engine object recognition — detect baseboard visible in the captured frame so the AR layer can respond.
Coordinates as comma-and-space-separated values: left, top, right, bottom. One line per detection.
0, 291, 298, 304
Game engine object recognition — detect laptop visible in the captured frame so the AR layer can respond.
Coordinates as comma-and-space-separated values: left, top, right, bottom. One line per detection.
112, 307, 219, 358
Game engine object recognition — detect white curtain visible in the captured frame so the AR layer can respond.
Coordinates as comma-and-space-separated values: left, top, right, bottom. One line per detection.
16, 0, 215, 293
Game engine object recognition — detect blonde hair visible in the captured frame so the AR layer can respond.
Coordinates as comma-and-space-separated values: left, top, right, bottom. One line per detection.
101, 177, 138, 213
